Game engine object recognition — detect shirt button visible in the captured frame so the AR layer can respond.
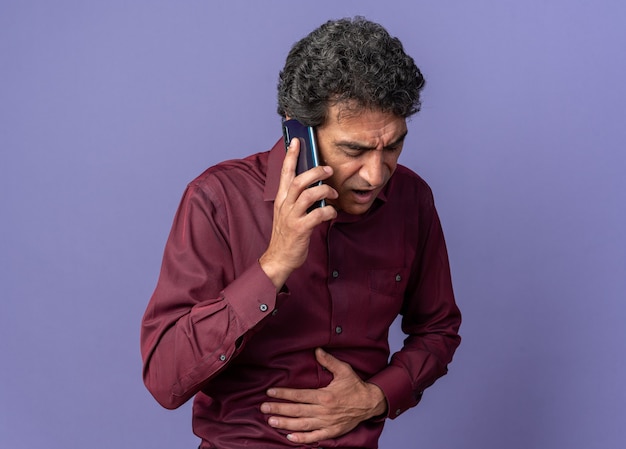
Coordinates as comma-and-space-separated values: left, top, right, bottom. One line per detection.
395, 408, 402, 416
395, 274, 402, 282
332, 270, 339, 278
335, 326, 343, 334
272, 308, 279, 316
259, 304, 268, 312
219, 354, 227, 362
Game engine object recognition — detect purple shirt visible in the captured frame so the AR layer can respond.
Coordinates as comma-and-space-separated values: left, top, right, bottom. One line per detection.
141, 139, 461, 448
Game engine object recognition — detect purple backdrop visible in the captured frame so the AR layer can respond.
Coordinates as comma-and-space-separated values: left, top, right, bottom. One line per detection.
2, 1, 625, 448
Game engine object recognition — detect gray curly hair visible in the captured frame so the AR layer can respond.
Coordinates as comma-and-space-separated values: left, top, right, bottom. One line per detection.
277, 17, 425, 126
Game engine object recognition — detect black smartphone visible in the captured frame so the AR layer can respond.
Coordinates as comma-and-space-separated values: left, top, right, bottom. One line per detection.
281, 118, 326, 210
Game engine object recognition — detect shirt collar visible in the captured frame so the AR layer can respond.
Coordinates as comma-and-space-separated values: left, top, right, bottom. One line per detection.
263, 138, 285, 202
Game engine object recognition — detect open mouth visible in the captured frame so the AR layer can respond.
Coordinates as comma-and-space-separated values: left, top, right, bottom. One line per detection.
352, 189, 376, 202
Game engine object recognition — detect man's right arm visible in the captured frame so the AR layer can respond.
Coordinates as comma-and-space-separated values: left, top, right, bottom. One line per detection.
140, 183, 282, 409
141, 139, 337, 410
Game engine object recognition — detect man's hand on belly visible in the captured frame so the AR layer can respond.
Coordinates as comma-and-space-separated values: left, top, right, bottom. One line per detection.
260, 347, 387, 445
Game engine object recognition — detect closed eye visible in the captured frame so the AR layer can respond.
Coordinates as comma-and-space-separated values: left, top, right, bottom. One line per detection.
335, 131, 407, 157
341, 146, 367, 158
384, 144, 402, 153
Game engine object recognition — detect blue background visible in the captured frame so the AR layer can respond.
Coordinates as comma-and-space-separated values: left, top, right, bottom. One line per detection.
1, 1, 625, 448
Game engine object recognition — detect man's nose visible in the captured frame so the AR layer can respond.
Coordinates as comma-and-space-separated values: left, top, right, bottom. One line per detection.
360, 151, 385, 187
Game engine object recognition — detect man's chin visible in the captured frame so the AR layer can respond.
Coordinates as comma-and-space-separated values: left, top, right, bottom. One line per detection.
328, 199, 375, 216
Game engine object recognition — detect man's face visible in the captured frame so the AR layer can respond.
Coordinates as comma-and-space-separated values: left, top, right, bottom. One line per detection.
315, 105, 408, 215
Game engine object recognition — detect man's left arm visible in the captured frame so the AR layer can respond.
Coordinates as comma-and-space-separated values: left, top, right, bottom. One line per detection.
369, 199, 462, 419
261, 190, 462, 442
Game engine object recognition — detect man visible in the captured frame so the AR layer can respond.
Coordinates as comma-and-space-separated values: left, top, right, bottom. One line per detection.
141, 17, 461, 449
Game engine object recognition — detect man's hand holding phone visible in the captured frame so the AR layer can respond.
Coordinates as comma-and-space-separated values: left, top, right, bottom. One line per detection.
259, 136, 338, 291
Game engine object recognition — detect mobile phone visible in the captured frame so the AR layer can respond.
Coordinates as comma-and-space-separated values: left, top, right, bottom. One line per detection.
281, 118, 326, 210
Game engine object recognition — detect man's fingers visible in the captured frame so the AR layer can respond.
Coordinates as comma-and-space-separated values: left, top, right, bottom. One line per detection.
267, 415, 317, 431
276, 138, 299, 201
262, 405, 336, 444
292, 165, 333, 188
286, 429, 335, 445
265, 386, 319, 404
267, 416, 334, 445
286, 165, 335, 209
263, 401, 323, 423
314, 347, 351, 377
261, 399, 309, 416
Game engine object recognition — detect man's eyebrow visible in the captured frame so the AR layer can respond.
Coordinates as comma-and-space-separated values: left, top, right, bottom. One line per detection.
335, 131, 408, 151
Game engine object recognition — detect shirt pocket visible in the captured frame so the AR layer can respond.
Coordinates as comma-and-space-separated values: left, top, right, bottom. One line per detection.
367, 268, 408, 341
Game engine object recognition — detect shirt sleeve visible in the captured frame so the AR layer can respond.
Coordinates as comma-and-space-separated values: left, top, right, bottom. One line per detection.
140, 183, 285, 410
368, 188, 462, 419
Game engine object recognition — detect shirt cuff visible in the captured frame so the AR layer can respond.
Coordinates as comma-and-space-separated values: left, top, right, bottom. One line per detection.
368, 364, 422, 419
223, 261, 284, 331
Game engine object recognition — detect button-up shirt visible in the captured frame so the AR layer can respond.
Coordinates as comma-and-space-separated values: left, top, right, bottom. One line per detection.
141, 139, 461, 448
